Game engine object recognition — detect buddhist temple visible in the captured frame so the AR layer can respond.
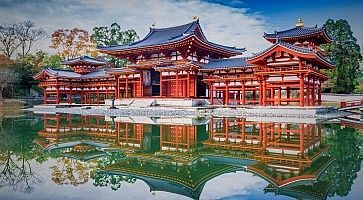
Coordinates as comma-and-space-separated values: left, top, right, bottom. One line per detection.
34, 18, 333, 107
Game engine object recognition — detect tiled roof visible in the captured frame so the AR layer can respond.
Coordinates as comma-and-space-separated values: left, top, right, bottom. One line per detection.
200, 57, 253, 71
249, 40, 314, 60
248, 40, 333, 67
98, 20, 245, 54
61, 56, 107, 66
41, 68, 111, 79
264, 26, 332, 41
43, 68, 81, 78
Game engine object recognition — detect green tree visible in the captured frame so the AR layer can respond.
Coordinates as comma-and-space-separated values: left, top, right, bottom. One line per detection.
322, 19, 362, 93
92, 23, 139, 67
41, 54, 62, 69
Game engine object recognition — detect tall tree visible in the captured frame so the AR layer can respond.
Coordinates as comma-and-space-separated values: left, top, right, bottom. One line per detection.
322, 19, 362, 93
50, 28, 98, 60
92, 23, 139, 67
0, 23, 20, 58
15, 20, 47, 57
92, 23, 138, 46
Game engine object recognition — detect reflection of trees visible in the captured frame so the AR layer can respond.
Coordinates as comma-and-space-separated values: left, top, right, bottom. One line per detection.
97, 151, 125, 168
50, 157, 95, 186
321, 124, 363, 197
0, 116, 44, 193
92, 173, 136, 191
49, 151, 123, 186
91, 151, 136, 190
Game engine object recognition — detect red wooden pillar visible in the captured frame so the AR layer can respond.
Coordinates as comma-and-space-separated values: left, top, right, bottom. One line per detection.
175, 71, 179, 97
186, 72, 190, 97
225, 81, 229, 105
262, 78, 267, 106
241, 81, 246, 106
278, 88, 281, 106
306, 76, 310, 106
299, 74, 305, 107
160, 72, 163, 97
125, 75, 129, 98
271, 88, 275, 106
115, 75, 120, 98
140, 71, 144, 97
209, 82, 214, 105
258, 81, 263, 105
312, 77, 316, 106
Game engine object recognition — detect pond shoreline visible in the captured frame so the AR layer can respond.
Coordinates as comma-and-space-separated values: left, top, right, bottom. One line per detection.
26, 105, 349, 122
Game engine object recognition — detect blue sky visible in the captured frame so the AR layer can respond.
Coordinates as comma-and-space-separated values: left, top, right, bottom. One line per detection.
0, 0, 362, 56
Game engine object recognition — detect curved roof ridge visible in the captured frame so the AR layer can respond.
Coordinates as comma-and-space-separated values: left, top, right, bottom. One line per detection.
263, 25, 333, 44
98, 20, 198, 50
152, 20, 198, 32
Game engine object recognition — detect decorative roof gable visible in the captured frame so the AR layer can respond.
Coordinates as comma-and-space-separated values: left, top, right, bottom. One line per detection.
98, 20, 245, 56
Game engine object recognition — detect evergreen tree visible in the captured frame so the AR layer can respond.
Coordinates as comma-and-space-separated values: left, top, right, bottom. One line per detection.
92, 23, 139, 67
322, 19, 362, 93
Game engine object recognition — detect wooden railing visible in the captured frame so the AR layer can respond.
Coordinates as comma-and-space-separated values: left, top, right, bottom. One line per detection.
340, 100, 363, 108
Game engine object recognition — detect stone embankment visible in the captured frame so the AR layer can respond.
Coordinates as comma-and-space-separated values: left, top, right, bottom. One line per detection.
27, 105, 349, 121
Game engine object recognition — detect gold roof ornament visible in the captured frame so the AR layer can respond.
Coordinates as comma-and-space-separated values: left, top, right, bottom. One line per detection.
192, 16, 199, 21
296, 18, 304, 28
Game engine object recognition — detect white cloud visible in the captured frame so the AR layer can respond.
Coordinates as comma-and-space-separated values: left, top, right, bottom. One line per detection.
199, 171, 267, 200
0, 0, 271, 56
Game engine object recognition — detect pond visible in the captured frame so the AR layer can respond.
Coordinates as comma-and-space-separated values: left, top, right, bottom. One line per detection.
0, 112, 362, 200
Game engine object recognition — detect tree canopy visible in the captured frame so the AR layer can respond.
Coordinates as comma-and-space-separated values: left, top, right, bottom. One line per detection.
322, 19, 362, 94
50, 28, 98, 60
92, 23, 139, 67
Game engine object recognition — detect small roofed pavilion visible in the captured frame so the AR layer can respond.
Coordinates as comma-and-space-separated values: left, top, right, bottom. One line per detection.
248, 19, 333, 106
34, 56, 115, 105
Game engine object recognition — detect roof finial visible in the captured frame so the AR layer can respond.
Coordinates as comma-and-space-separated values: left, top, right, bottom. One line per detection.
150, 22, 156, 29
296, 18, 304, 28
192, 16, 199, 21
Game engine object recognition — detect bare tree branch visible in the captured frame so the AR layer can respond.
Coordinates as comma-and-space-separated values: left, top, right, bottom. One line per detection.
0, 23, 20, 58
16, 20, 47, 57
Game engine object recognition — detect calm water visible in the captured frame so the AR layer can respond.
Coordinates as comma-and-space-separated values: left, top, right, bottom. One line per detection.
0, 112, 362, 200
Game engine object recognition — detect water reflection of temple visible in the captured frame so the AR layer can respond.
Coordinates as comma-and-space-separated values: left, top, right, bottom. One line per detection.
36, 114, 334, 199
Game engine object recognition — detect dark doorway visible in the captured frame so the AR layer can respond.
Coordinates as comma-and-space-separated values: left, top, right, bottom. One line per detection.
151, 69, 160, 96
196, 75, 207, 97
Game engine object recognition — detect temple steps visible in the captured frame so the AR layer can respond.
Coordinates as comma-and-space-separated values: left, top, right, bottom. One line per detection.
129, 99, 156, 108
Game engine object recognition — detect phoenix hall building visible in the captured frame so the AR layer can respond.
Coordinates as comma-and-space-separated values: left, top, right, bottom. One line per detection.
35, 18, 333, 107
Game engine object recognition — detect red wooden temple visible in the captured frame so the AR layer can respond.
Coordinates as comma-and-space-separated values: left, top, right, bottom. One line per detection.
35, 18, 333, 107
